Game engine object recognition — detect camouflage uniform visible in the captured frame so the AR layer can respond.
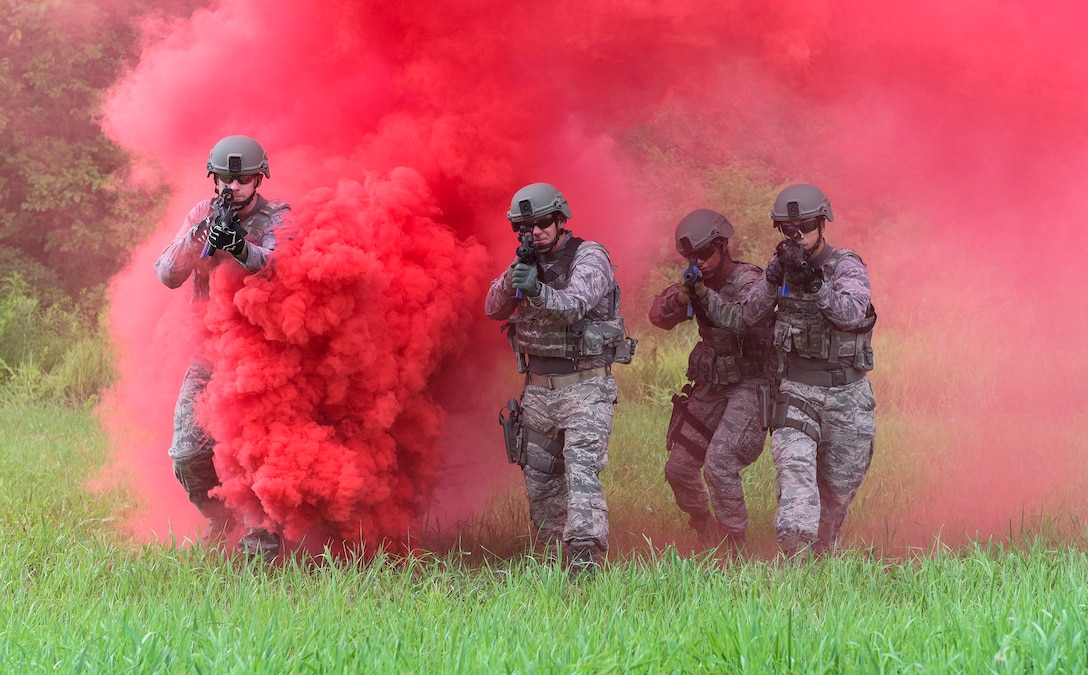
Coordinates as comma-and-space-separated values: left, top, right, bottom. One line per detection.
649, 262, 772, 541
485, 232, 623, 564
155, 195, 290, 523
744, 244, 876, 557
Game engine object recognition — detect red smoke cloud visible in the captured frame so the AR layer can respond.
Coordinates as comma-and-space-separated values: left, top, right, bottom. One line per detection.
99, 0, 1088, 552
200, 171, 487, 551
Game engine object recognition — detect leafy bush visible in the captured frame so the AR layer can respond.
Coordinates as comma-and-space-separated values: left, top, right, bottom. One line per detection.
0, 273, 114, 406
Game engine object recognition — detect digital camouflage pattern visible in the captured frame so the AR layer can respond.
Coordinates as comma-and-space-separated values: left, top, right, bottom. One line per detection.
519, 375, 617, 552
155, 195, 289, 301
770, 376, 875, 555
649, 261, 770, 539
744, 244, 877, 557
168, 360, 224, 519
155, 196, 289, 521
485, 232, 620, 561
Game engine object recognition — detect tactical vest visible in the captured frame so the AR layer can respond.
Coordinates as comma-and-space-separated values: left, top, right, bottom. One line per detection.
192, 197, 288, 301
772, 248, 876, 373
687, 262, 771, 385
506, 236, 632, 366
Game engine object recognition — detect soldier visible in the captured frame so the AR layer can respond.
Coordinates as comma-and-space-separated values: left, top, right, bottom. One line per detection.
485, 182, 635, 581
649, 209, 772, 547
154, 135, 292, 562
745, 184, 877, 559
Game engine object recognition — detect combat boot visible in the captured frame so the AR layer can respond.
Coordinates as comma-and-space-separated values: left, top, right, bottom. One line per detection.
566, 540, 602, 583
239, 527, 281, 564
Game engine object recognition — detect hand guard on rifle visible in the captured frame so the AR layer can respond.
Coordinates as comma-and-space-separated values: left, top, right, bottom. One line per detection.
511, 262, 541, 297
208, 218, 247, 257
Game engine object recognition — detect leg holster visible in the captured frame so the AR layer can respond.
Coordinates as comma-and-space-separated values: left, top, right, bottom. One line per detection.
523, 425, 565, 474
769, 392, 821, 443
666, 382, 715, 462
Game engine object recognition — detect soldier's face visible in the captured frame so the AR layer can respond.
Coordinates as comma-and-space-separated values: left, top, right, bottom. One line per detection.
524, 216, 559, 248
216, 174, 260, 207
780, 218, 821, 252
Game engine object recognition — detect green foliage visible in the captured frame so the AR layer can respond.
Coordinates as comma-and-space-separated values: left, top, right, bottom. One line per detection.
0, 0, 171, 298
0, 272, 114, 406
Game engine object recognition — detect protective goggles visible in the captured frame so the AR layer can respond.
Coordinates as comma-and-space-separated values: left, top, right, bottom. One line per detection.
690, 244, 720, 262
511, 215, 557, 232
776, 217, 822, 238
214, 173, 259, 185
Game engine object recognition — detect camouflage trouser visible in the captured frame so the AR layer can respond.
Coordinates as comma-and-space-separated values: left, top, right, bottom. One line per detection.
770, 376, 876, 556
168, 360, 226, 520
665, 379, 767, 534
519, 375, 617, 556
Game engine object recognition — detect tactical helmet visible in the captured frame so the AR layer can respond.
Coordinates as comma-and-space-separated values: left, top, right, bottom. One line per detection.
674, 209, 735, 257
771, 184, 833, 223
207, 135, 271, 178
507, 182, 573, 229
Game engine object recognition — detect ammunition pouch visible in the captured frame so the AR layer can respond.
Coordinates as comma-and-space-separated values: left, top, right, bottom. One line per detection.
685, 341, 764, 386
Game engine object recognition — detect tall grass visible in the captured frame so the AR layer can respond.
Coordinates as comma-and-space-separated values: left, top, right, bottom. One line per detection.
4, 373, 1088, 672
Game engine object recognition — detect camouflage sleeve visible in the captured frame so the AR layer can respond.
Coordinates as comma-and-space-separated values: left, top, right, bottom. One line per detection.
236, 203, 290, 274
814, 252, 871, 329
649, 284, 690, 329
484, 260, 519, 320
155, 201, 213, 289
526, 245, 613, 324
742, 266, 779, 328
701, 264, 763, 331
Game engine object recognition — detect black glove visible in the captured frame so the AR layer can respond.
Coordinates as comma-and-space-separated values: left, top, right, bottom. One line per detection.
786, 262, 823, 292
207, 217, 247, 257
765, 255, 785, 286
510, 262, 541, 297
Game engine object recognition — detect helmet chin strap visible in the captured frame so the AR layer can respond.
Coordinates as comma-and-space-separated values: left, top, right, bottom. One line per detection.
532, 222, 564, 255
702, 242, 729, 279
217, 176, 261, 212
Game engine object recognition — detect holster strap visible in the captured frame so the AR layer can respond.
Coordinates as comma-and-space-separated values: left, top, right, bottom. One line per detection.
527, 366, 611, 390
524, 427, 565, 474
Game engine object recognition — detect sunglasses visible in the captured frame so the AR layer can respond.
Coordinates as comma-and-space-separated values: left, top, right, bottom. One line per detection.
690, 245, 720, 262
512, 215, 557, 232
777, 218, 822, 238
214, 173, 259, 185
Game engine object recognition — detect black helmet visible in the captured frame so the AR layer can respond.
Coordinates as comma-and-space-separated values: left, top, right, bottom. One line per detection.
207, 135, 271, 178
674, 209, 735, 257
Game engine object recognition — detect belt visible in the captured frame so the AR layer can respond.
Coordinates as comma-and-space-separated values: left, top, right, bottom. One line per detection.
782, 364, 866, 387
527, 365, 611, 390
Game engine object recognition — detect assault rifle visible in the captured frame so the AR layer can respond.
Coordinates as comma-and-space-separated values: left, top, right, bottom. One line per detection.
682, 258, 700, 317
775, 238, 822, 292
513, 225, 537, 299
201, 186, 247, 258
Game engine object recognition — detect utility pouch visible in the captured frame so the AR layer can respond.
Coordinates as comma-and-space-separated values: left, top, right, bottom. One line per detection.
498, 398, 525, 465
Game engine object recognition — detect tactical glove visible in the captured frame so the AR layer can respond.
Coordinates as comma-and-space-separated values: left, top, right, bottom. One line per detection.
764, 255, 785, 286
787, 266, 824, 293
511, 262, 541, 297
188, 219, 211, 247
207, 219, 247, 257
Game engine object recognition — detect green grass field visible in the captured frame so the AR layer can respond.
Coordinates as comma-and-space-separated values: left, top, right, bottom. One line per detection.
3, 342, 1087, 673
